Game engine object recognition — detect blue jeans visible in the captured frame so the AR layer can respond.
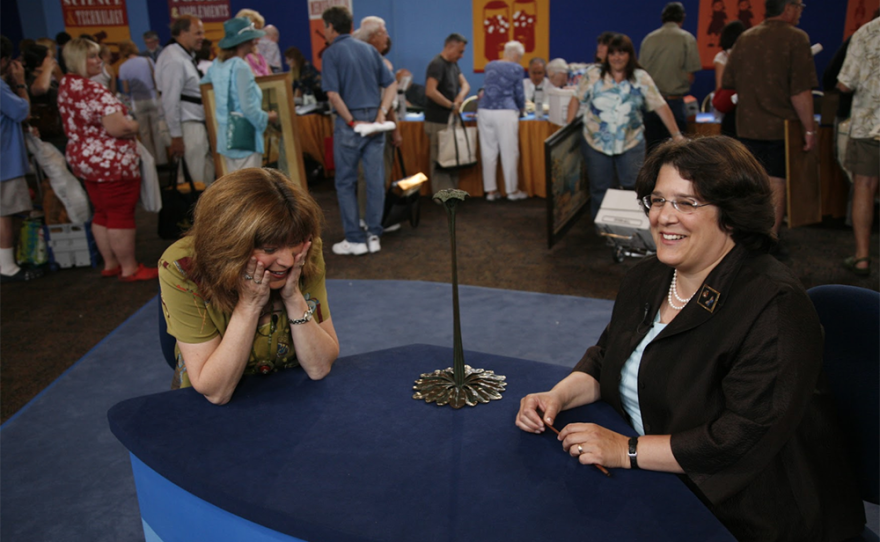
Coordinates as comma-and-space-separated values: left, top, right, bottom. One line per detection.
334, 109, 385, 243
643, 98, 687, 152
582, 140, 646, 218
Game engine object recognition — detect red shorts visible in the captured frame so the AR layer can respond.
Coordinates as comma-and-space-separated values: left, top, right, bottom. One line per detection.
84, 179, 141, 229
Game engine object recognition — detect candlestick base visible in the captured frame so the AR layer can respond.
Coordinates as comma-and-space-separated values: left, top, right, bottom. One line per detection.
413, 366, 506, 409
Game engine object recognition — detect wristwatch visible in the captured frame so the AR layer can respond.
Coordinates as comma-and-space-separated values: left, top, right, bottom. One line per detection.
628, 436, 639, 469
290, 305, 315, 325
380, 106, 389, 115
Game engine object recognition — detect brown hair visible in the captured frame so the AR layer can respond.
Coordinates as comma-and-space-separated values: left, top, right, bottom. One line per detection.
187, 168, 324, 313
171, 15, 201, 37
600, 33, 640, 81
118, 40, 139, 58
636, 136, 776, 252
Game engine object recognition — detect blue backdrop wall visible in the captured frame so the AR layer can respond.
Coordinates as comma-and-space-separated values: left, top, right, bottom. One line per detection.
4, 0, 850, 104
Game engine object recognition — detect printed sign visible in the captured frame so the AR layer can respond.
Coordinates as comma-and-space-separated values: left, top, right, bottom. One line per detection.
307, 0, 352, 71
168, 0, 231, 23
472, 0, 550, 73
62, 0, 131, 64
696, 0, 765, 70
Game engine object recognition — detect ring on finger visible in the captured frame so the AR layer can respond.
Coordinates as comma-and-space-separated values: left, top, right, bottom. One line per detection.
577, 444, 583, 455
254, 279, 262, 284
244, 273, 253, 281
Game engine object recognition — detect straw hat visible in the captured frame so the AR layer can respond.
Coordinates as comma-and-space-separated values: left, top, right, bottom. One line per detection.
218, 17, 266, 49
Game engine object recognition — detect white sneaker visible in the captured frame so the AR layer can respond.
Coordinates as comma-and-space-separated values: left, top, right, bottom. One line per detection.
384, 223, 402, 233
358, 219, 367, 230
486, 192, 501, 202
332, 240, 368, 256
507, 190, 528, 201
367, 235, 381, 253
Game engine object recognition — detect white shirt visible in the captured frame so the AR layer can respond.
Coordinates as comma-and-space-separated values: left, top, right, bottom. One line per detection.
155, 42, 205, 137
523, 77, 551, 104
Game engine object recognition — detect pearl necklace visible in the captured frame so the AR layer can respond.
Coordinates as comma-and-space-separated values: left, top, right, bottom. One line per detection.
667, 270, 694, 310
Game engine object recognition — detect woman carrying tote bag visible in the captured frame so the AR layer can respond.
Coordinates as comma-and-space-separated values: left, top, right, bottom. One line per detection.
201, 17, 278, 173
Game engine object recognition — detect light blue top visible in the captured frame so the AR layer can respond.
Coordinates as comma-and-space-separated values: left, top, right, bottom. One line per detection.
119, 56, 156, 101
619, 311, 667, 435
478, 60, 525, 111
201, 57, 268, 158
1, 79, 30, 182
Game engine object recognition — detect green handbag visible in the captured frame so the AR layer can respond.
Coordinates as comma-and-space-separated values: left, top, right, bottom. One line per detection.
227, 112, 256, 151
226, 72, 256, 152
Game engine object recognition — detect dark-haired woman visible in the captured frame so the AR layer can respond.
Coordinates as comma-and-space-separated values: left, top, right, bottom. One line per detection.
566, 33, 684, 217
516, 136, 865, 541
713, 21, 746, 138
159, 168, 339, 404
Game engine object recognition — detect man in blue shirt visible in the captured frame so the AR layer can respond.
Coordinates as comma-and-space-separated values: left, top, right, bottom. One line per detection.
321, 6, 396, 255
1, 35, 41, 282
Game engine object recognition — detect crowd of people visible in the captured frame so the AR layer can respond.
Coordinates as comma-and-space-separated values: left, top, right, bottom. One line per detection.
1, 1, 877, 540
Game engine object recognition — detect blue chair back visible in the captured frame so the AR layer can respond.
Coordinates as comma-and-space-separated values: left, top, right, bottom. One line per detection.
808, 285, 880, 505
157, 294, 177, 370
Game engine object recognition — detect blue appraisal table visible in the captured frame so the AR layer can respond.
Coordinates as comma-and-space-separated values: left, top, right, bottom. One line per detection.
108, 344, 735, 542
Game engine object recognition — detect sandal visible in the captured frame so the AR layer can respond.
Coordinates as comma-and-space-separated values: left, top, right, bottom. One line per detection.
118, 263, 159, 282
1, 266, 44, 283
843, 256, 871, 276
101, 267, 122, 278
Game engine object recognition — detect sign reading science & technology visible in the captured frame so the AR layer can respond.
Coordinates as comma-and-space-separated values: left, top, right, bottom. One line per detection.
62, 0, 129, 27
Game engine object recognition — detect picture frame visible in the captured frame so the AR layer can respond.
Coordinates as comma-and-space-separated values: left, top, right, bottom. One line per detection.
545, 117, 589, 248
201, 72, 307, 189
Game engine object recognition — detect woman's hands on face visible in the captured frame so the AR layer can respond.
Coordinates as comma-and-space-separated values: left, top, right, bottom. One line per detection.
280, 238, 312, 302
515, 391, 563, 434
240, 257, 271, 311
558, 423, 629, 469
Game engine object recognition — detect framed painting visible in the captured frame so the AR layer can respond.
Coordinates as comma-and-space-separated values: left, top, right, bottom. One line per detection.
201, 72, 307, 189
545, 117, 589, 248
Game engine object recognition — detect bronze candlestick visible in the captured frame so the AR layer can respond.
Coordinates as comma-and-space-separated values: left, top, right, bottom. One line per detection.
412, 189, 506, 408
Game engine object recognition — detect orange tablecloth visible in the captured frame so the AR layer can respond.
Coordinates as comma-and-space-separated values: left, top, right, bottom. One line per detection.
296, 114, 561, 198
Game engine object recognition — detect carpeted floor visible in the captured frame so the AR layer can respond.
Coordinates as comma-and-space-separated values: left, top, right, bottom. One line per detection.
1, 177, 878, 422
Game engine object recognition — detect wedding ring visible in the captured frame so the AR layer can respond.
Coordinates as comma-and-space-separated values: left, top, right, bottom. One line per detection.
253, 279, 262, 284
244, 273, 253, 281
577, 444, 583, 455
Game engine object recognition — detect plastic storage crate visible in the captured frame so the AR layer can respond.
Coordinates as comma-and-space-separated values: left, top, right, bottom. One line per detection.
43, 223, 97, 269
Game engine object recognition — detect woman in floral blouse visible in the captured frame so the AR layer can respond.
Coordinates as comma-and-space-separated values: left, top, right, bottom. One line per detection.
58, 38, 158, 281
566, 33, 685, 218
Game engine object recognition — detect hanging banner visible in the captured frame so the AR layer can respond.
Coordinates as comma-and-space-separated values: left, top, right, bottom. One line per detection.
844, 0, 879, 39
168, 0, 231, 54
307, 0, 353, 72
696, 0, 765, 70
62, 0, 131, 53
472, 0, 549, 73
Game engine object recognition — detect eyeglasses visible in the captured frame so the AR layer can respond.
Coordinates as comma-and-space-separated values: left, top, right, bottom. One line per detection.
641, 196, 712, 214
792, 1, 805, 9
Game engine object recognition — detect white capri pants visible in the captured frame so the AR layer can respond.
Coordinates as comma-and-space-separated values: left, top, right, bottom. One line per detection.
477, 108, 520, 195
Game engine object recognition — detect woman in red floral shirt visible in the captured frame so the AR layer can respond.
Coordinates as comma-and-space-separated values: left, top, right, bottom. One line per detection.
58, 38, 157, 281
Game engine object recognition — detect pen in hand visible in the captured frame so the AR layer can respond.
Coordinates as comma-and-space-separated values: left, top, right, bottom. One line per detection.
538, 410, 612, 478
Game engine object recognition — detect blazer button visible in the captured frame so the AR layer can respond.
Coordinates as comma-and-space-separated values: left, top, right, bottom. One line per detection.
639, 382, 645, 390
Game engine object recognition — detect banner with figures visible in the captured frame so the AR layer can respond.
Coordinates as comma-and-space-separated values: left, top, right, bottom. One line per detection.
168, 0, 232, 57
307, 0, 353, 72
844, 0, 879, 39
62, 0, 131, 60
472, 0, 550, 73
695, 0, 765, 70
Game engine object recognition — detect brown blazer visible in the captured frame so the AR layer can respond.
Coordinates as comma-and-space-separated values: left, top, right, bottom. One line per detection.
575, 245, 865, 541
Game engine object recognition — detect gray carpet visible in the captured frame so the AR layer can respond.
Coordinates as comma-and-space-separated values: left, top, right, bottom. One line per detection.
0, 280, 613, 542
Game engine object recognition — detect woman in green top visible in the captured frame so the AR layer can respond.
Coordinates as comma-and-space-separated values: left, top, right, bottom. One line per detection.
159, 167, 339, 404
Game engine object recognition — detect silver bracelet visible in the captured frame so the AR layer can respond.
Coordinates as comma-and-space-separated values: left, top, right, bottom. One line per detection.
290, 304, 315, 325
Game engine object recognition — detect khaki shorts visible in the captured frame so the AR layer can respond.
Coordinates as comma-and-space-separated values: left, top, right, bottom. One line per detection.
0, 177, 33, 216
845, 138, 880, 177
